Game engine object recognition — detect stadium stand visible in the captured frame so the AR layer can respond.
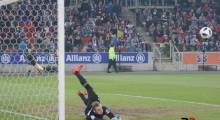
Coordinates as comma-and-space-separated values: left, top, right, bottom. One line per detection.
0, 0, 220, 53
137, 0, 220, 52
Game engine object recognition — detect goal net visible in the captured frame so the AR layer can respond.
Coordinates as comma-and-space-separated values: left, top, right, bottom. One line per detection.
0, 0, 60, 119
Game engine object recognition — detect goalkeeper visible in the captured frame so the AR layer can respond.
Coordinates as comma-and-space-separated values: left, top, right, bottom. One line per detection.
72, 64, 121, 120
26, 49, 43, 76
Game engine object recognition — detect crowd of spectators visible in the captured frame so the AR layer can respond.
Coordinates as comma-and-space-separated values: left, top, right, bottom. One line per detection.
0, 0, 58, 52
1, 0, 220, 53
0, 0, 152, 53
137, 0, 220, 53
64, 0, 151, 52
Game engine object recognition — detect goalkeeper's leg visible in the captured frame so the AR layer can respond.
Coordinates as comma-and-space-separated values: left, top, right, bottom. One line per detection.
33, 61, 44, 76
77, 91, 88, 106
72, 65, 100, 107
27, 65, 32, 76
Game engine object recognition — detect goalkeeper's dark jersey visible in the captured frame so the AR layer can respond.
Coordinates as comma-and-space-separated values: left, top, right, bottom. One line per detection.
27, 53, 36, 66
27, 54, 35, 61
85, 106, 115, 120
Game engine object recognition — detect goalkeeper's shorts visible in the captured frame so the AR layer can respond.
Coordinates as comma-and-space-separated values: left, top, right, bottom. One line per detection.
28, 60, 36, 66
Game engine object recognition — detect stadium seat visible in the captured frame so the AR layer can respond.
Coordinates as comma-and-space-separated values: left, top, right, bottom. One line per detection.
73, 47, 78, 52
33, 43, 39, 49
199, 38, 204, 45
16, 17, 21, 22
36, 49, 42, 52
77, 47, 83, 52
102, 23, 106, 27
110, 23, 115, 27
11, 48, 18, 52
3, 27, 9, 33
19, 21, 25, 27
29, 38, 35, 44
4, 48, 17, 52
26, 32, 34, 39
117, 47, 127, 52
79, 27, 82, 31
157, 38, 163, 43
29, 26, 36, 33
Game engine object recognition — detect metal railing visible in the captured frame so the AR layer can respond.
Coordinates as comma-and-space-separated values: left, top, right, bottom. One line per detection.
172, 45, 187, 71
67, 0, 177, 8
172, 45, 180, 71
153, 44, 161, 71
154, 43, 172, 60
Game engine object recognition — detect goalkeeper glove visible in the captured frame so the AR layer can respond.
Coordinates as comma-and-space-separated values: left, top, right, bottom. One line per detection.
111, 116, 121, 120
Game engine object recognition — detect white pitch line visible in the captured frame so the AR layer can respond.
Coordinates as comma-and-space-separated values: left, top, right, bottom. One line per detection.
113, 94, 220, 107
2, 92, 220, 108
0, 110, 49, 120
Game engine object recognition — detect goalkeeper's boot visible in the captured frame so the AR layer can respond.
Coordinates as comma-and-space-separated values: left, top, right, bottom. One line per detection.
77, 91, 88, 96
84, 91, 88, 95
72, 64, 83, 74
27, 70, 31, 76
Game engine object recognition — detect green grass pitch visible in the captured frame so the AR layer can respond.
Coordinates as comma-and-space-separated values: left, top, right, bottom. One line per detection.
0, 72, 220, 120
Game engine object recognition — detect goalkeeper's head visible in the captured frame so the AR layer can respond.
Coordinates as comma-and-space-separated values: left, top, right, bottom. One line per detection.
92, 101, 103, 115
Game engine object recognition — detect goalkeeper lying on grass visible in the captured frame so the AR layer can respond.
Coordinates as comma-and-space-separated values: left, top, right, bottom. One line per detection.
72, 64, 121, 120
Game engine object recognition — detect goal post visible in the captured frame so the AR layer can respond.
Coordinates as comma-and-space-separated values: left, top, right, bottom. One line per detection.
57, 0, 65, 119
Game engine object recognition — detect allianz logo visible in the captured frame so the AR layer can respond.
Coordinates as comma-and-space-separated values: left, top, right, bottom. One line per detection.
1, 54, 11, 64
115, 53, 145, 63
66, 54, 101, 63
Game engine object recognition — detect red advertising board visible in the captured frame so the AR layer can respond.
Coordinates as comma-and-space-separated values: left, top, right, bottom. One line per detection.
183, 53, 220, 64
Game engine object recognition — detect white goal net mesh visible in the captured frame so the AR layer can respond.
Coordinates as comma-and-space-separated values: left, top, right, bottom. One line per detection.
0, 0, 58, 119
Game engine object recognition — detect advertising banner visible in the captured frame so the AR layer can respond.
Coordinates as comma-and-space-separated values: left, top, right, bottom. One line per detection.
183, 53, 220, 64
0, 52, 148, 64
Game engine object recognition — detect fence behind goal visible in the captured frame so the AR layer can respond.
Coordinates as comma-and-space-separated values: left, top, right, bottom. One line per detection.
0, 0, 58, 119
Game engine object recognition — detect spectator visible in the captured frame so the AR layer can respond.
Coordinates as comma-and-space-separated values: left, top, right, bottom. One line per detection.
74, 35, 83, 47
18, 40, 27, 52
117, 26, 124, 38
95, 16, 102, 26
111, 34, 119, 48
96, 1, 104, 16
71, 30, 78, 40
90, 1, 96, 18
106, 2, 114, 16
65, 40, 73, 52
80, 0, 89, 18
90, 35, 98, 52
191, 35, 199, 51
67, 36, 74, 44
40, 40, 47, 52
214, 24, 220, 33
189, 22, 198, 34
104, 22, 111, 33
112, 13, 119, 25
80, 27, 88, 36
98, 36, 105, 52
113, 1, 121, 17
0, 40, 4, 52
216, 40, 220, 51
118, 37, 125, 48
49, 40, 55, 52
208, 40, 216, 51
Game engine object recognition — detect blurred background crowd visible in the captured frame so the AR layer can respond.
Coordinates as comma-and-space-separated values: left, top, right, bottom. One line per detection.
0, 0, 219, 53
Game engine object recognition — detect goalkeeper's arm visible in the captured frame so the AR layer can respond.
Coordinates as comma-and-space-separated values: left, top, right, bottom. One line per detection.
103, 106, 115, 119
